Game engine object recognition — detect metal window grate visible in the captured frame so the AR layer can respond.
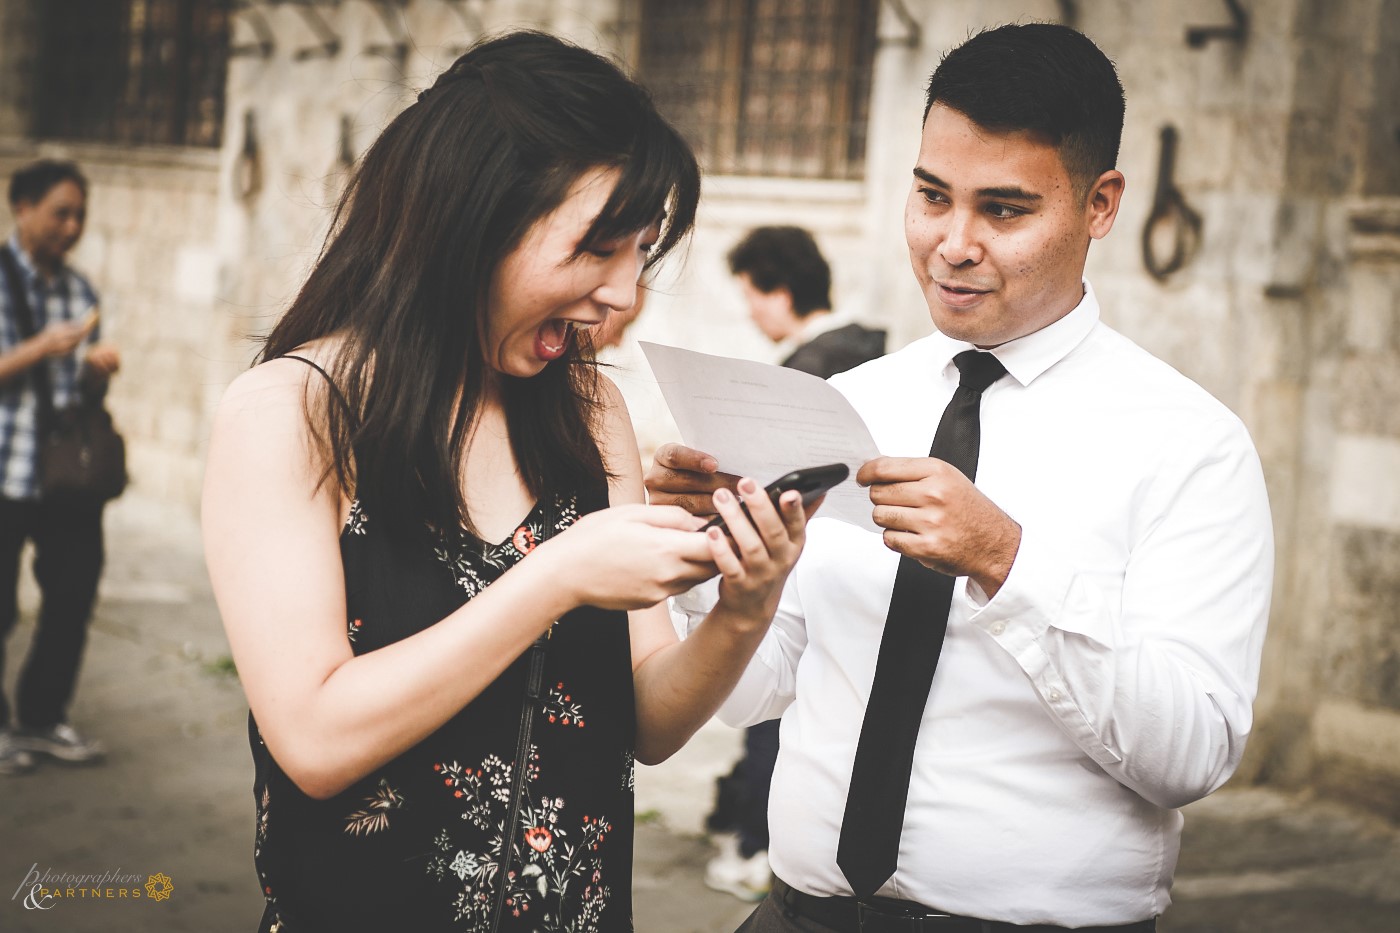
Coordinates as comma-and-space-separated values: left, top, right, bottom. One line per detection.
32, 0, 230, 149
626, 0, 878, 180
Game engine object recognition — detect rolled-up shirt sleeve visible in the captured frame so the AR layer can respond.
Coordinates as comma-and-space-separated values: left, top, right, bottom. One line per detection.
669, 571, 809, 727
967, 415, 1273, 810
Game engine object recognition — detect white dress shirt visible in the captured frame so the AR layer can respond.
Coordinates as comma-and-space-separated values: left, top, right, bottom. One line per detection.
672, 283, 1273, 926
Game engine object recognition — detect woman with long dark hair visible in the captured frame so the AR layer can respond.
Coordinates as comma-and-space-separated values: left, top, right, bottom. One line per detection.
202, 31, 808, 932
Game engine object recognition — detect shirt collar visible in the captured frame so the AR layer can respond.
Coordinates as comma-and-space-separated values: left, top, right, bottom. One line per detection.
928, 281, 1100, 388
772, 309, 852, 363
5, 232, 44, 286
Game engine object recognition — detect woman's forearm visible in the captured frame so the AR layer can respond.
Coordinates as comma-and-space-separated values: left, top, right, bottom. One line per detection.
248, 550, 579, 800
632, 602, 771, 764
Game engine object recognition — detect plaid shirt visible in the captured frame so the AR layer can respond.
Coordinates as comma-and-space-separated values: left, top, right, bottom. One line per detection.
0, 233, 100, 500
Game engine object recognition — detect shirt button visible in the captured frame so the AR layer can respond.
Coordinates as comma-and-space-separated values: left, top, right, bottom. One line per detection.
1049, 689, 1061, 701
989, 621, 1006, 636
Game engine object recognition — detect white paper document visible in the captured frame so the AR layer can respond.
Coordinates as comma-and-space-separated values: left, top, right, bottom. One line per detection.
639, 342, 882, 532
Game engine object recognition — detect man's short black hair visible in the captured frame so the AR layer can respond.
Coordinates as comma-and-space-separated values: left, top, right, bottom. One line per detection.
727, 225, 832, 317
923, 23, 1125, 199
8, 159, 88, 207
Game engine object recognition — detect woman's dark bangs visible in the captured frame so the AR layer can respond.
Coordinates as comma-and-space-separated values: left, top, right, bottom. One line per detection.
580, 121, 697, 261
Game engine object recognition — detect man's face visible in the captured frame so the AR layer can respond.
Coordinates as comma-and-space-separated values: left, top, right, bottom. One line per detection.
904, 104, 1122, 348
737, 273, 799, 343
15, 179, 87, 268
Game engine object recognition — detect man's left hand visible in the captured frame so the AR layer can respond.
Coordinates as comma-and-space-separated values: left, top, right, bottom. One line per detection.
858, 456, 1021, 598
85, 343, 120, 376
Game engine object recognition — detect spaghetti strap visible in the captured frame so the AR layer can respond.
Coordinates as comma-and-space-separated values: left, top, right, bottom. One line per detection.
280, 354, 355, 424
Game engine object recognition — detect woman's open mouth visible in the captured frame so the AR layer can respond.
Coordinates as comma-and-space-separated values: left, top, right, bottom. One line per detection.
534, 320, 571, 361
534, 320, 596, 362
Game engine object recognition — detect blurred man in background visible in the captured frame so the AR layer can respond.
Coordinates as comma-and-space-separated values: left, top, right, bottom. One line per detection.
0, 160, 120, 774
729, 226, 885, 379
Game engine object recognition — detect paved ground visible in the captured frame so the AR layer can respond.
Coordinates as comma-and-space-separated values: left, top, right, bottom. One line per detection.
2, 495, 1398, 932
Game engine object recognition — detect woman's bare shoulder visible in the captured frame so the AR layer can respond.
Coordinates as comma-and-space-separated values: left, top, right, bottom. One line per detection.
206, 341, 347, 510
594, 368, 628, 419
593, 370, 636, 447
216, 337, 346, 413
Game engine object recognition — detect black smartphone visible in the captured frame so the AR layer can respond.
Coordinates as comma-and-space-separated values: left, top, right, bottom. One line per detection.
701, 462, 850, 534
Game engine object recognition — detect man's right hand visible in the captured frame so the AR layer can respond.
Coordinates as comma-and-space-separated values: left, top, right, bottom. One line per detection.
37, 319, 92, 358
644, 443, 740, 517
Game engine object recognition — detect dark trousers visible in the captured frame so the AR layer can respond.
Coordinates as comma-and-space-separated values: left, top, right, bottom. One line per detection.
736, 889, 843, 932
736, 879, 1158, 933
739, 718, 780, 855
0, 496, 104, 728
709, 718, 781, 857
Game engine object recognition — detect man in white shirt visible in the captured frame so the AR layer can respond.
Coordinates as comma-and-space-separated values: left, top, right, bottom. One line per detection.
646, 23, 1273, 932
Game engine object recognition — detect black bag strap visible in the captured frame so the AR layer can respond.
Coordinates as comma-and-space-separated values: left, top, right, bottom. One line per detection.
490, 631, 551, 930
0, 243, 54, 429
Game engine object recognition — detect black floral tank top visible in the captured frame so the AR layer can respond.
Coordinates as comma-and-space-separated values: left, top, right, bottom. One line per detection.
249, 469, 635, 931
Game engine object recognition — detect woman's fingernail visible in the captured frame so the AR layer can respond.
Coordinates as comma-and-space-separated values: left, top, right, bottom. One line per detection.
738, 478, 758, 495
707, 527, 721, 540
781, 491, 800, 507
713, 488, 732, 504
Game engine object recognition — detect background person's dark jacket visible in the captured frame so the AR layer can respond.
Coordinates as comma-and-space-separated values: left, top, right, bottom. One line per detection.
781, 323, 886, 379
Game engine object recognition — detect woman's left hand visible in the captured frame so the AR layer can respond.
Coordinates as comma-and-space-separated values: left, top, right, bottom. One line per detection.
703, 478, 810, 628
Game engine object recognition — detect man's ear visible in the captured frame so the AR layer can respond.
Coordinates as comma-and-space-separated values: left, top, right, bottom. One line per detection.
1085, 170, 1125, 240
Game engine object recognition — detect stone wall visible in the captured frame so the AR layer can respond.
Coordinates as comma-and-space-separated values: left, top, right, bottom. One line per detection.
0, 0, 35, 138
1301, 199, 1400, 815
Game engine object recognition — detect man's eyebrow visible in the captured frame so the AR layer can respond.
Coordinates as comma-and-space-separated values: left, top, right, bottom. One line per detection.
912, 167, 1042, 202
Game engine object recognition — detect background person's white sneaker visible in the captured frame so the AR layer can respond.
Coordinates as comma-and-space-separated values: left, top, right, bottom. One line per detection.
13, 722, 105, 764
0, 729, 37, 775
703, 834, 771, 902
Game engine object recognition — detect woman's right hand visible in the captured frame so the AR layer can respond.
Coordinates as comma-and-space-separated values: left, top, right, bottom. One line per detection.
540, 503, 717, 611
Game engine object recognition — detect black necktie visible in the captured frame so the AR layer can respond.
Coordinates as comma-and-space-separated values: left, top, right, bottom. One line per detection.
836, 349, 1007, 897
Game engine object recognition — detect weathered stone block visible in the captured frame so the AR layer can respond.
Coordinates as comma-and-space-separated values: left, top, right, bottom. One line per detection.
174, 245, 221, 305
1311, 698, 1400, 818
156, 405, 199, 452
1266, 196, 1324, 292
1175, 113, 1238, 190
1330, 435, 1400, 531
1230, 196, 1291, 285
1244, 288, 1310, 383
1233, 116, 1290, 192
1335, 355, 1400, 435
1296, 0, 1381, 42
1324, 525, 1400, 707
1245, 32, 1303, 112
1342, 261, 1400, 351
1361, 45, 1400, 196
1285, 112, 1353, 195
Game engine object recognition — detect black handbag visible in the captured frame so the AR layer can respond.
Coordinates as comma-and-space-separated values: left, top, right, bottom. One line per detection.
0, 245, 127, 503
37, 393, 128, 502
